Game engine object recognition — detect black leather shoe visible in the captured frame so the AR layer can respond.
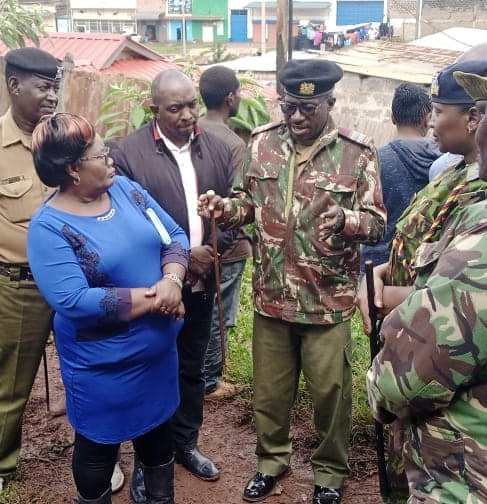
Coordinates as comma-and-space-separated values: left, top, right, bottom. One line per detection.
242, 472, 279, 502
313, 486, 343, 504
175, 446, 220, 481
130, 455, 146, 503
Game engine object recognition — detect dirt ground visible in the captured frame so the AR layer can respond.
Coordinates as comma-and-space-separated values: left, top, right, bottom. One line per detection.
12, 344, 383, 504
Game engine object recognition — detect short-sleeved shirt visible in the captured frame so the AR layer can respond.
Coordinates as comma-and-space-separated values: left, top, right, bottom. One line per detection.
0, 109, 53, 263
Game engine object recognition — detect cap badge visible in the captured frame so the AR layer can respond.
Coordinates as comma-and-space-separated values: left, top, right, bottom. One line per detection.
55, 65, 64, 81
431, 73, 439, 97
299, 82, 315, 96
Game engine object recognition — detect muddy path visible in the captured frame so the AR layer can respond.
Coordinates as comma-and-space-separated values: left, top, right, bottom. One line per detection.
11, 344, 382, 504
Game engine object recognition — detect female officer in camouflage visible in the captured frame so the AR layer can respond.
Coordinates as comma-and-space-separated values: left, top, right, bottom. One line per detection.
367, 71, 487, 504
358, 59, 487, 494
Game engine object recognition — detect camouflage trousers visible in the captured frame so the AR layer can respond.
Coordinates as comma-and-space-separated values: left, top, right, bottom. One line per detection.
252, 313, 352, 488
0, 272, 51, 476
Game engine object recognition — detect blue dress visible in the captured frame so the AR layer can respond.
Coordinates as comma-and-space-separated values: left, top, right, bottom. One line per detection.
27, 176, 189, 444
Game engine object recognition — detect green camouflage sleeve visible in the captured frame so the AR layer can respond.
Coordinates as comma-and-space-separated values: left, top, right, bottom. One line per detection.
219, 142, 256, 229
367, 206, 487, 421
341, 147, 386, 244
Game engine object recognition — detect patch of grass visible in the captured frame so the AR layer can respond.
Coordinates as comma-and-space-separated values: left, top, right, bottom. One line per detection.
0, 483, 20, 504
226, 262, 373, 436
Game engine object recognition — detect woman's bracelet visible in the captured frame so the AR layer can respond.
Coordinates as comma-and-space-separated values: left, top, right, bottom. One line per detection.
164, 273, 183, 290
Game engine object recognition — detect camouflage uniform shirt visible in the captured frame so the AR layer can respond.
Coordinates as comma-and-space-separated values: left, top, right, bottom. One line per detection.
389, 160, 487, 286
368, 196, 487, 504
220, 118, 385, 325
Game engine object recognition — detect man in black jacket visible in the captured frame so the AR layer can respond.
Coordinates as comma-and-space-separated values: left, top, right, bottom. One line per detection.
111, 69, 235, 500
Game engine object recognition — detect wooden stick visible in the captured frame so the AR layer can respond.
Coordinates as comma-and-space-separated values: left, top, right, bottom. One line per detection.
210, 211, 226, 372
42, 348, 51, 414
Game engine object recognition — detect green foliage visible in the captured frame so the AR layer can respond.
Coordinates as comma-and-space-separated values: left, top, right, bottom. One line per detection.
96, 81, 152, 140
0, 0, 46, 49
97, 72, 271, 140
201, 43, 233, 64
230, 95, 270, 133
227, 262, 373, 434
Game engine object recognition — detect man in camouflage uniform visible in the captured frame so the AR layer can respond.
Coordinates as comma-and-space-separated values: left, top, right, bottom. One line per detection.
367, 67, 487, 500
198, 59, 385, 504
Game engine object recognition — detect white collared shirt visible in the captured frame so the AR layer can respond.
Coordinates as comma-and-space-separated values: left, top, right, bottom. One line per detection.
156, 123, 203, 249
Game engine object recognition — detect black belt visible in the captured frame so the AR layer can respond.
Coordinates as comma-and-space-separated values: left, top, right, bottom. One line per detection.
0, 262, 35, 282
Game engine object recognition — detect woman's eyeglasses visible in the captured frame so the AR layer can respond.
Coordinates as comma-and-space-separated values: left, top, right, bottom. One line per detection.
80, 147, 110, 165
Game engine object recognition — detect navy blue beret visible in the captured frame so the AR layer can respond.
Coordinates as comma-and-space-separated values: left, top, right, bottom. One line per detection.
431, 60, 487, 105
5, 47, 63, 81
279, 59, 343, 98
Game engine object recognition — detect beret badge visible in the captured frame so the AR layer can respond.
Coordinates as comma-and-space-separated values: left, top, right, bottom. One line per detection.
299, 82, 315, 96
430, 74, 440, 97
55, 65, 64, 81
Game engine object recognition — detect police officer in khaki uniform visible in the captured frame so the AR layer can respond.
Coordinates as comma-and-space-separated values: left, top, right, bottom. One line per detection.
0, 47, 62, 490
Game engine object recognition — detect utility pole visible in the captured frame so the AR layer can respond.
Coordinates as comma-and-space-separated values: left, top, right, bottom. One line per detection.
261, 0, 266, 55
415, 0, 423, 39
276, 0, 292, 92
182, 1, 187, 57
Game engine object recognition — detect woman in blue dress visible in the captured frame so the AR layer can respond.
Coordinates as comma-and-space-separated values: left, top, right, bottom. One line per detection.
27, 113, 189, 504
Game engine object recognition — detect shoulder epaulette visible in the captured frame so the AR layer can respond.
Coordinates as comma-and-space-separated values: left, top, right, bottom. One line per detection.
251, 121, 283, 137
338, 127, 374, 149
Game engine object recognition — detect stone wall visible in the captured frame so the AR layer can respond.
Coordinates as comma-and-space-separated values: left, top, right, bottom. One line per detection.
389, 0, 487, 41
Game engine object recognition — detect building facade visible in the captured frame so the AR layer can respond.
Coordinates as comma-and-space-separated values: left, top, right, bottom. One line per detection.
55, 0, 137, 34
389, 0, 487, 41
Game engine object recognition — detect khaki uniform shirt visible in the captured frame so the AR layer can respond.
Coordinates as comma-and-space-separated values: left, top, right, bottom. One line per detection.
0, 109, 52, 264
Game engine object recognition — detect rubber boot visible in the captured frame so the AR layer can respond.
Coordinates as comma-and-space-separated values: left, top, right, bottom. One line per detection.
130, 453, 147, 503
142, 457, 175, 504
77, 486, 112, 504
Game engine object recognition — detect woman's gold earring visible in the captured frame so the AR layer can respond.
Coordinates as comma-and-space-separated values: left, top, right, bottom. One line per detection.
73, 174, 81, 186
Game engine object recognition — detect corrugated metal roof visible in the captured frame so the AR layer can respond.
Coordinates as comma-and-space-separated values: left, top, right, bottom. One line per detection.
410, 27, 487, 52
101, 58, 178, 80
0, 32, 175, 73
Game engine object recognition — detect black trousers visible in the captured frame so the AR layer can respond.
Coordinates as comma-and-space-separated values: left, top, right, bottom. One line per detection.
171, 288, 214, 449
72, 421, 173, 500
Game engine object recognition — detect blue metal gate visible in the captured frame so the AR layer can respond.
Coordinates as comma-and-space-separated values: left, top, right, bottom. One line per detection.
231, 9, 248, 42
336, 1, 384, 25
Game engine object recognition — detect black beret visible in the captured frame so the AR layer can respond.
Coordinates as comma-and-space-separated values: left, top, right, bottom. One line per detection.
5, 47, 63, 81
279, 59, 343, 98
431, 60, 487, 105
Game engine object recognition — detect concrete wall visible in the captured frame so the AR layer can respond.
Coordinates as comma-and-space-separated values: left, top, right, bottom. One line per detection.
251, 70, 412, 147
332, 72, 405, 147
389, 0, 487, 41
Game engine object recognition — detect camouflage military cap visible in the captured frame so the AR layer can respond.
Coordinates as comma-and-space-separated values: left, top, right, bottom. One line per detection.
279, 59, 343, 98
454, 71, 487, 102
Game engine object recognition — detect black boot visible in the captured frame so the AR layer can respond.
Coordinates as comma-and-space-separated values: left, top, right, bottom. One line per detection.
77, 487, 111, 504
313, 486, 342, 504
130, 454, 147, 503
142, 457, 175, 504
175, 446, 220, 481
